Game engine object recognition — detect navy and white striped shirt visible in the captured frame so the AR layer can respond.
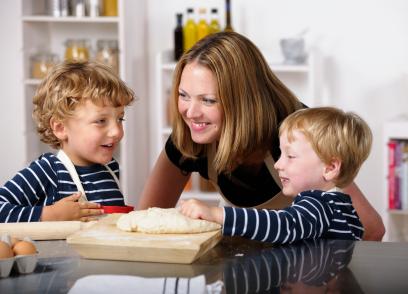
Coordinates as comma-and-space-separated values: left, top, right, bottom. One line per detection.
0, 153, 124, 223
223, 190, 364, 243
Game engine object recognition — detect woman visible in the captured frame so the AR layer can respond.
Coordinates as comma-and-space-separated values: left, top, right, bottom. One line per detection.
138, 32, 384, 241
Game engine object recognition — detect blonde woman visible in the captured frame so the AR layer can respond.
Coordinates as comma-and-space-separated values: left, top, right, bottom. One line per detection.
138, 32, 384, 241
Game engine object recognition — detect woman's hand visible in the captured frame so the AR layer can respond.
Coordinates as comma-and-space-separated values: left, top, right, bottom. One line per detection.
41, 192, 103, 222
179, 198, 223, 225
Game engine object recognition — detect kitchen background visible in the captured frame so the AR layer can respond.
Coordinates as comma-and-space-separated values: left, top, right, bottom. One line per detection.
1, 0, 408, 241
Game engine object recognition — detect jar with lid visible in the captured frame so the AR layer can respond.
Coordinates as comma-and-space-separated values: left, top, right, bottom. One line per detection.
30, 52, 59, 79
95, 39, 119, 74
64, 39, 90, 62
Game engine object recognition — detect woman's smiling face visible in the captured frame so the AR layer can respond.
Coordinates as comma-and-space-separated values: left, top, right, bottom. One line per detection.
178, 62, 224, 144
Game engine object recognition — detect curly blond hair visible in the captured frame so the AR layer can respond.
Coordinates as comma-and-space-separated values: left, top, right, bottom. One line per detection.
32, 61, 135, 149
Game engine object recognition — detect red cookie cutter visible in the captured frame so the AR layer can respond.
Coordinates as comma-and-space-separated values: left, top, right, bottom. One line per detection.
101, 205, 134, 214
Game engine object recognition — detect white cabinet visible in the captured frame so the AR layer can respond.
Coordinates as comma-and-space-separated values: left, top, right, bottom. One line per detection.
152, 49, 321, 206
20, 0, 148, 205
383, 120, 408, 241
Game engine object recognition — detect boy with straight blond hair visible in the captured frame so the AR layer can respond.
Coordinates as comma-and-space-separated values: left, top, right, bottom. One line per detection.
180, 106, 373, 243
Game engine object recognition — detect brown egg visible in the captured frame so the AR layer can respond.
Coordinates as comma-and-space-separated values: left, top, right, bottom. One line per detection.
10, 237, 20, 248
12, 240, 37, 256
0, 241, 14, 259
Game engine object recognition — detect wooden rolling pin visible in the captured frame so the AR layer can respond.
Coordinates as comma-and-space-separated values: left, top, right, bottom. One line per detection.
0, 221, 96, 240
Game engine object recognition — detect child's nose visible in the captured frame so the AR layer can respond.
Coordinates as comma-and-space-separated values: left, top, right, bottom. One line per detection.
274, 157, 282, 170
108, 122, 123, 138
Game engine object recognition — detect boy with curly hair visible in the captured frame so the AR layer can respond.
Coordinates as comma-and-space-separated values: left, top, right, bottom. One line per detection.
0, 62, 134, 222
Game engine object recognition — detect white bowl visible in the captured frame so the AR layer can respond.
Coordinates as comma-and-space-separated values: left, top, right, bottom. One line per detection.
280, 38, 307, 64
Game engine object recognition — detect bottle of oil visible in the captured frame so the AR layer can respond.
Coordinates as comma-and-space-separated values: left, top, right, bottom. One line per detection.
209, 8, 221, 34
196, 8, 209, 41
174, 13, 183, 60
224, 0, 234, 32
183, 8, 197, 52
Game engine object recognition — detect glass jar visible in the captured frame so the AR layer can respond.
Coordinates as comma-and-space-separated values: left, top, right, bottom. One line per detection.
30, 52, 59, 79
64, 39, 90, 62
95, 39, 119, 74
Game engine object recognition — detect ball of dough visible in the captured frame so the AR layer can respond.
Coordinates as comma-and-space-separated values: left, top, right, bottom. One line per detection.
117, 208, 221, 234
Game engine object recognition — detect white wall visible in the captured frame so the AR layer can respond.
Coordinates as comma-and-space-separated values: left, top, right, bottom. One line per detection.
147, 0, 408, 228
0, 1, 26, 184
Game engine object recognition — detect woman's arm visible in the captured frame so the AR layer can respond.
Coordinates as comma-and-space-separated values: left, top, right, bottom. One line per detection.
343, 182, 385, 241
138, 150, 191, 209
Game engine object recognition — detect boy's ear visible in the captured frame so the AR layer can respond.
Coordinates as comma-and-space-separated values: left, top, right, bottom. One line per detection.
50, 117, 67, 141
323, 157, 341, 182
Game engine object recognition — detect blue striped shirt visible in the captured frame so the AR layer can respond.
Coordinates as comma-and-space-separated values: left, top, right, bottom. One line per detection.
0, 153, 124, 222
223, 190, 364, 243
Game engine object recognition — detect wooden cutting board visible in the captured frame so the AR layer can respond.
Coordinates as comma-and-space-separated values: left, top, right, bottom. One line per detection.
66, 214, 222, 264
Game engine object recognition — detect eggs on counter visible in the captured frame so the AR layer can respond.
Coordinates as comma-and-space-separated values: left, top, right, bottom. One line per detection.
0, 239, 37, 258
0, 241, 14, 259
0, 235, 38, 278
13, 240, 37, 256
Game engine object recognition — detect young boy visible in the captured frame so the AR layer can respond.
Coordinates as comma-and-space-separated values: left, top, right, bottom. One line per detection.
179, 107, 372, 243
0, 62, 134, 223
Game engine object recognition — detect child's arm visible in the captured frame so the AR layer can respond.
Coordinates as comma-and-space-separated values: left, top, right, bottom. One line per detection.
0, 156, 102, 222
41, 192, 102, 221
180, 196, 334, 244
0, 167, 46, 222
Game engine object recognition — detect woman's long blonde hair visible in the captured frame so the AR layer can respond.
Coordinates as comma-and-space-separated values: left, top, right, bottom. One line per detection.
172, 32, 301, 173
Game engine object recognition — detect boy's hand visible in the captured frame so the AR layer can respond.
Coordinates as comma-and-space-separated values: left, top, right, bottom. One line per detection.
41, 192, 103, 222
179, 199, 223, 225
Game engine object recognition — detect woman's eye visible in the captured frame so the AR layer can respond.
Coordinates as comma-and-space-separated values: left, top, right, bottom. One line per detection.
178, 92, 188, 100
288, 155, 296, 159
118, 117, 125, 123
202, 98, 217, 105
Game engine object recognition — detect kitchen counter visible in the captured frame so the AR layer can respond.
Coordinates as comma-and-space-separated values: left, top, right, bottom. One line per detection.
1, 237, 408, 293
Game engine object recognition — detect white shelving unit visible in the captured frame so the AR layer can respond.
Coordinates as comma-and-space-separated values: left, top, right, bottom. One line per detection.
20, 0, 148, 205
152, 49, 321, 206
383, 120, 408, 241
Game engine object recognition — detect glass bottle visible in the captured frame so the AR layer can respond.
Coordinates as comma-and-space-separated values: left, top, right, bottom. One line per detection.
183, 8, 197, 52
224, 0, 234, 32
103, 0, 117, 16
64, 39, 90, 62
209, 8, 221, 34
196, 8, 209, 41
95, 39, 119, 74
174, 13, 183, 61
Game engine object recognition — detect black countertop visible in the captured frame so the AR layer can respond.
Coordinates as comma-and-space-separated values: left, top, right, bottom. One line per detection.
1, 237, 408, 293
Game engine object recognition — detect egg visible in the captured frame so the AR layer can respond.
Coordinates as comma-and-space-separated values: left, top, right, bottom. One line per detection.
10, 237, 20, 248
12, 240, 37, 256
0, 241, 14, 259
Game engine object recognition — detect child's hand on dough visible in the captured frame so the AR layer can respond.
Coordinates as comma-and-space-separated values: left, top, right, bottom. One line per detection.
179, 198, 223, 225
